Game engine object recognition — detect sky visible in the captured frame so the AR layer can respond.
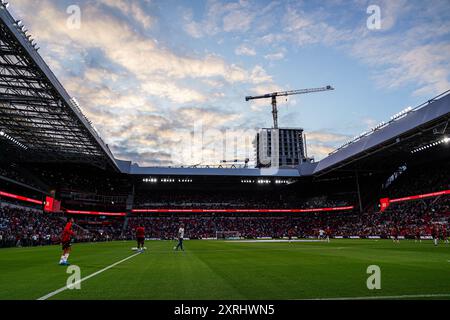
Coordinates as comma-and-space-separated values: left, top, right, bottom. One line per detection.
8, 0, 450, 167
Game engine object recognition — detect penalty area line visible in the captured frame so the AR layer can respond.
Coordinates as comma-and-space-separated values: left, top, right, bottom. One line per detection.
37, 252, 142, 300
307, 293, 450, 300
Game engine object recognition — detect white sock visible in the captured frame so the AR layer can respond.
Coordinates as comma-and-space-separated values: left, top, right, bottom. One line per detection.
59, 255, 65, 263
64, 253, 69, 262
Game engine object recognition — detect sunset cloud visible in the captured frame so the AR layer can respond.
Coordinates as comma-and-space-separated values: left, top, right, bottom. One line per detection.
8, 0, 450, 165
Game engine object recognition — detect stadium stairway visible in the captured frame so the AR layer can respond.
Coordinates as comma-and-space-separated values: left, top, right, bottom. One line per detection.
383, 165, 408, 189
121, 217, 129, 237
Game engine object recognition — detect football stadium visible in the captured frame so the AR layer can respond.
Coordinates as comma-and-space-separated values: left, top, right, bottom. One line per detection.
0, 0, 450, 308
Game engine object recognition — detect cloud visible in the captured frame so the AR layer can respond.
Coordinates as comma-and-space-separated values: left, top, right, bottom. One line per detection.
279, 7, 355, 47
12, 0, 263, 86
306, 132, 350, 143
350, 37, 450, 96
307, 145, 335, 161
9, 0, 277, 166
201, 79, 225, 88
182, 7, 206, 38
100, 0, 154, 29
184, 21, 203, 39
248, 83, 284, 111
376, 0, 409, 31
305, 131, 350, 160
11, 0, 448, 166
182, 0, 277, 38
140, 81, 207, 104
266, 1, 450, 96
223, 8, 254, 32
249, 65, 273, 84
176, 107, 241, 128
235, 44, 256, 56
181, 0, 233, 38
91, 106, 245, 167
264, 51, 285, 61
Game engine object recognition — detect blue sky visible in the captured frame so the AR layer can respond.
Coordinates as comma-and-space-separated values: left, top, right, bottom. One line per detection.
9, 0, 450, 166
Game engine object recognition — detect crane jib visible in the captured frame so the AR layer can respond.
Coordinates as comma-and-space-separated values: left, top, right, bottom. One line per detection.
244, 85, 335, 129
245, 86, 334, 101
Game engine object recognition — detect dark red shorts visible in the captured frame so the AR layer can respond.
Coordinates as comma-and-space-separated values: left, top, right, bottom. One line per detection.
62, 241, 71, 250
137, 237, 145, 244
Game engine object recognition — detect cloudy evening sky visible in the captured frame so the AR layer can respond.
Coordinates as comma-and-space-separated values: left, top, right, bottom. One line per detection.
9, 0, 450, 166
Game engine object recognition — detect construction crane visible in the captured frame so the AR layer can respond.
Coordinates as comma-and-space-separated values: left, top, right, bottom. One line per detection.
245, 85, 335, 129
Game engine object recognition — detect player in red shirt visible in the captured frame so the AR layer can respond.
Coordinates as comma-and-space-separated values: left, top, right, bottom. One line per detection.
136, 225, 145, 252
287, 227, 295, 242
392, 226, 400, 244
414, 227, 422, 243
59, 218, 75, 266
441, 225, 448, 245
325, 227, 332, 243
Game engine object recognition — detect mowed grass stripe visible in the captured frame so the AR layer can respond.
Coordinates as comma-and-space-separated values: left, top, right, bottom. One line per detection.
0, 240, 449, 300
0, 242, 138, 300
55, 242, 247, 300
38, 251, 142, 300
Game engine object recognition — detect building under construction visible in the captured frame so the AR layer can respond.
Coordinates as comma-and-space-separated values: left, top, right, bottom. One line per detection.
246, 86, 334, 168
255, 128, 306, 168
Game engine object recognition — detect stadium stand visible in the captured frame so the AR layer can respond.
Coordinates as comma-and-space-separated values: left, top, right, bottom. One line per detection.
126, 195, 449, 240
133, 191, 352, 209
0, 205, 70, 248
381, 163, 450, 198
0, 3, 449, 249
1, 185, 448, 247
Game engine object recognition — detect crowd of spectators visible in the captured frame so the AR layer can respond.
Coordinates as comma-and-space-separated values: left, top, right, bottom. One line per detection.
385, 164, 450, 198
75, 216, 125, 242
134, 191, 352, 210
124, 196, 449, 240
1, 195, 448, 248
0, 192, 450, 247
0, 205, 93, 248
31, 166, 132, 196
0, 205, 67, 247
1, 159, 449, 247
0, 164, 47, 191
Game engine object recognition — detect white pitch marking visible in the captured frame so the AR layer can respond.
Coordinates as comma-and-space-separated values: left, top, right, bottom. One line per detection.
308, 293, 450, 300
37, 252, 142, 300
226, 239, 326, 243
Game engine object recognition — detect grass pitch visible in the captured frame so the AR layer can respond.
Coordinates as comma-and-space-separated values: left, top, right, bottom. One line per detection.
0, 239, 449, 300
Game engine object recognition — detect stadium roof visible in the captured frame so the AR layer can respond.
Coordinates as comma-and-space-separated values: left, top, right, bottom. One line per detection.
0, 5, 119, 170
313, 91, 450, 177
128, 164, 301, 177
114, 159, 301, 178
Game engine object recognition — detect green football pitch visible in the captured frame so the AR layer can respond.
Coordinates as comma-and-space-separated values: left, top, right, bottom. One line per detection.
1, 239, 449, 300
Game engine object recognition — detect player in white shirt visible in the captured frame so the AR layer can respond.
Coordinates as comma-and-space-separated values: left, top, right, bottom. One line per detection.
318, 229, 325, 240
174, 224, 185, 251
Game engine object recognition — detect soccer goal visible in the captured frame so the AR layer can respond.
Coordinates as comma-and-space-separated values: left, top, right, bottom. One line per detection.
216, 231, 241, 240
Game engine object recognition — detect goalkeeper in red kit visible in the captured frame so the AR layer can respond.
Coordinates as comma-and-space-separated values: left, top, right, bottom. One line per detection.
59, 218, 75, 266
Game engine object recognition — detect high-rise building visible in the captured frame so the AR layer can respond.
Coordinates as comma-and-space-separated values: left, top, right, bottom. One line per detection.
255, 128, 306, 168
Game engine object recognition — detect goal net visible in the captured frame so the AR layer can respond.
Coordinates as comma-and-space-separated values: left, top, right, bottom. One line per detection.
216, 231, 241, 240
